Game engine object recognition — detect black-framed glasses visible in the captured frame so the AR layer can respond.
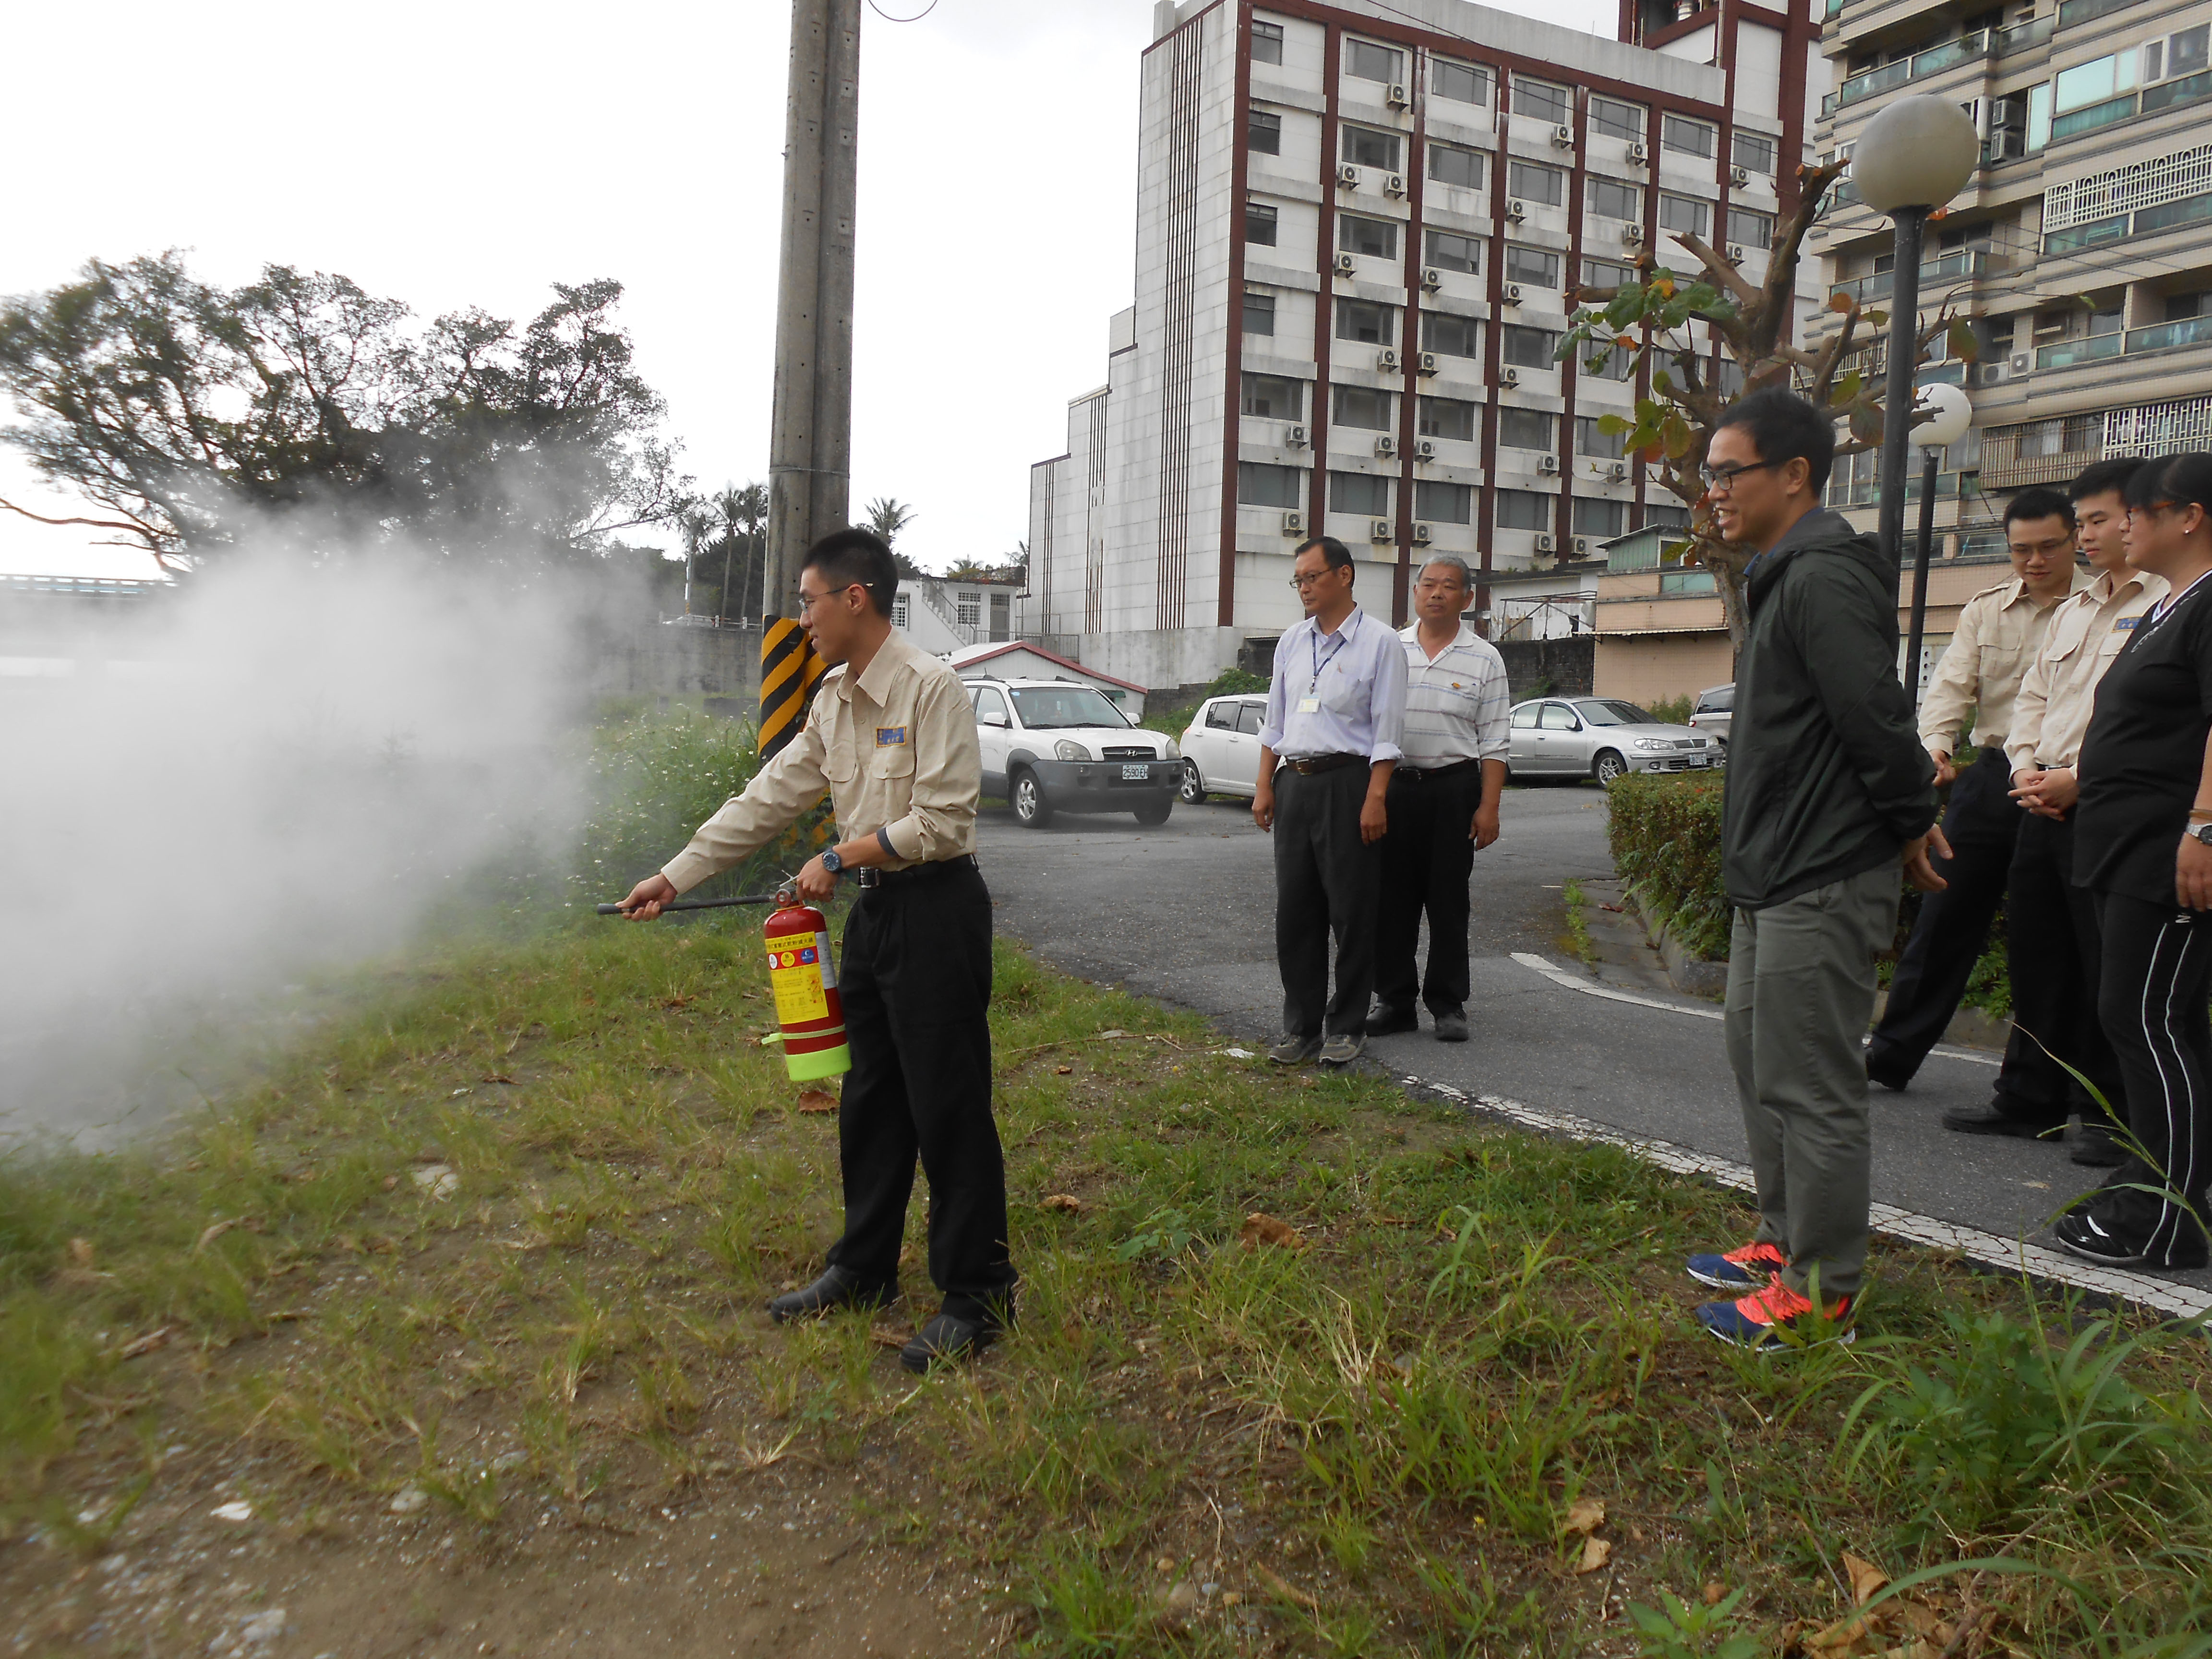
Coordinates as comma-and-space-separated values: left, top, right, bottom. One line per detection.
797, 580, 874, 613
1699, 459, 1780, 491
1287, 571, 1337, 589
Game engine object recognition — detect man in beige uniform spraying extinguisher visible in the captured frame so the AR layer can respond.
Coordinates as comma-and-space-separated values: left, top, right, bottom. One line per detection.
619, 528, 1017, 1372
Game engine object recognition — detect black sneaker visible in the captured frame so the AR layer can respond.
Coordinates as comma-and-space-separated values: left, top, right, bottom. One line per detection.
2051, 1208, 2154, 1268
1432, 1010, 1469, 1044
2070, 1125, 2127, 1167
1364, 1006, 1419, 1037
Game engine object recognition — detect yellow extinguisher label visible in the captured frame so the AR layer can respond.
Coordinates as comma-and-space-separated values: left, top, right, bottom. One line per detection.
765, 931, 830, 1023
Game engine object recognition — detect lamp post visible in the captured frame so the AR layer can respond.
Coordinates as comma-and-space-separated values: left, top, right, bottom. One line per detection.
1901, 381, 1973, 704
1850, 95, 1983, 576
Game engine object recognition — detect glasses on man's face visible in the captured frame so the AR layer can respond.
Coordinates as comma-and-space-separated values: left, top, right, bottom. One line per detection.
798, 582, 866, 613
1699, 459, 1780, 493
2010, 536, 2073, 561
1287, 570, 1333, 589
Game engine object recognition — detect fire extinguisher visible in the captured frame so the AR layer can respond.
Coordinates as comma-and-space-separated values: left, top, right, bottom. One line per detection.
761, 890, 851, 1082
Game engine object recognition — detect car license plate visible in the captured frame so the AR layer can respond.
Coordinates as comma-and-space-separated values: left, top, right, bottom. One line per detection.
1690, 756, 1711, 768
1121, 763, 1151, 781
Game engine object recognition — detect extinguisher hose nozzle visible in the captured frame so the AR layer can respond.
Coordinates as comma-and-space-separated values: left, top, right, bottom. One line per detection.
595, 893, 786, 916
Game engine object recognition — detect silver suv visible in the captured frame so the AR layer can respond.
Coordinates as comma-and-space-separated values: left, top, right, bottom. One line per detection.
1688, 683, 1733, 748
965, 676, 1181, 828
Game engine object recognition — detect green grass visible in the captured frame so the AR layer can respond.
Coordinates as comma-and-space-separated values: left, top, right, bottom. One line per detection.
5, 911, 2212, 1654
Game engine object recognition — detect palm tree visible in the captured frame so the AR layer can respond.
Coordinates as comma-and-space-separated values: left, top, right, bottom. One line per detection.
711, 481, 766, 621
862, 496, 917, 546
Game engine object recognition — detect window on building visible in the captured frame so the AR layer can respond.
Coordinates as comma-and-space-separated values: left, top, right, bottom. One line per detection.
1662, 114, 1716, 157
892, 594, 910, 628
2176, 24, 2210, 77
1589, 96, 1645, 143
1238, 461, 1304, 507
1242, 373, 1304, 420
2027, 82, 2053, 151
1647, 502, 1690, 530
1582, 339, 1637, 380
1249, 108, 1282, 155
1418, 396, 1478, 441
956, 590, 981, 627
1338, 298, 1396, 343
1514, 76, 1571, 125
1496, 489, 1551, 531
1575, 416, 1626, 459
2168, 290, 2212, 320
1572, 497, 1626, 538
1659, 193, 1711, 239
1499, 408, 1556, 450
1508, 159, 1566, 205
1339, 215, 1400, 259
1500, 323, 1560, 368
1332, 385, 1394, 429
1415, 480, 1473, 523
1505, 245, 1560, 288
1582, 257, 1635, 290
1251, 18, 1284, 64
2055, 51, 2137, 115
1713, 356, 1744, 397
1731, 130, 1776, 174
1346, 38, 1402, 82
1245, 201, 1279, 245
1431, 57, 1491, 105
1330, 470, 1392, 515
1727, 206, 1774, 250
1343, 126, 1401, 170
1429, 143, 1485, 190
1425, 229, 1483, 273
1422, 311, 1480, 358
1243, 290, 1276, 335
1587, 178, 1642, 221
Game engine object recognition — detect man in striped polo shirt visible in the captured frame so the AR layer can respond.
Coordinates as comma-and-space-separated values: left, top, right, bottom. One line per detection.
1366, 554, 1510, 1044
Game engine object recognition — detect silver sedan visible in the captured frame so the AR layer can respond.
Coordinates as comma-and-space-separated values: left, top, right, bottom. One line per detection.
1505, 697, 1723, 784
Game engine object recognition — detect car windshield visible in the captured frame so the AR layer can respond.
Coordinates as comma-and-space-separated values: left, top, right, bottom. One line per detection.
1575, 699, 1657, 726
1010, 686, 1130, 730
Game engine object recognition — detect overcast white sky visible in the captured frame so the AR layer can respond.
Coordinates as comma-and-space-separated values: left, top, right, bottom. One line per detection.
1, 0, 1612, 580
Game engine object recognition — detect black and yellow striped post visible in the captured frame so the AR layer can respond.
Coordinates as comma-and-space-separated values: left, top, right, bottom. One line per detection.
759, 616, 826, 758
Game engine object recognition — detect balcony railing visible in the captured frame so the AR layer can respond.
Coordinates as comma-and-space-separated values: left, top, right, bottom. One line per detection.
1983, 395, 2212, 490
2035, 333, 2125, 371
1824, 19, 2052, 117
1827, 248, 1993, 305
2126, 314, 2212, 355
2034, 315, 2212, 370
2059, 0, 2133, 24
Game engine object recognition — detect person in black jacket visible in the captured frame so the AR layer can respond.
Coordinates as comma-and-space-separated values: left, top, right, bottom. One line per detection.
1682, 389, 1948, 1349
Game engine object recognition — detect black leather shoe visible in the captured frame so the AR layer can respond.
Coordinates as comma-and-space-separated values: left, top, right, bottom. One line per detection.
1364, 1006, 1419, 1037
767, 1266, 897, 1324
1432, 1010, 1469, 1043
900, 1310, 1004, 1373
1864, 1050, 1914, 1093
1939, 1103, 2067, 1139
2071, 1126, 2128, 1167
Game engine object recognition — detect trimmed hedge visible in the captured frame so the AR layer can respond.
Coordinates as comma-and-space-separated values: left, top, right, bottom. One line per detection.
1605, 772, 1731, 961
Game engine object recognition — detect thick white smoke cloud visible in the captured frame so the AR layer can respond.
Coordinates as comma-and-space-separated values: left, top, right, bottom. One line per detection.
0, 541, 637, 1147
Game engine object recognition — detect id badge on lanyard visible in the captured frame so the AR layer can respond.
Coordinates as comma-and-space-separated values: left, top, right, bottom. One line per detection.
1301, 618, 1351, 715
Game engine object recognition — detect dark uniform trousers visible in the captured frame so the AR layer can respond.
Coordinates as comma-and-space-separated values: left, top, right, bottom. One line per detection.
824, 861, 1016, 1321
1866, 750, 2020, 1088
1375, 759, 1482, 1018
2001, 810, 2126, 1124
2091, 894, 2212, 1266
1274, 763, 1383, 1039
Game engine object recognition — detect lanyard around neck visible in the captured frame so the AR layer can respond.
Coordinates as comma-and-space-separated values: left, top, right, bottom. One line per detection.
1312, 612, 1356, 684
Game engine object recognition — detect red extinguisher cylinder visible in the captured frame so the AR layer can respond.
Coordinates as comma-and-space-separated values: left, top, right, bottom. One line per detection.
762, 896, 852, 1082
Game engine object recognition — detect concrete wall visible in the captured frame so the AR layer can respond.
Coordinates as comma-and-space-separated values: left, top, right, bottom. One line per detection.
586, 623, 758, 698
1496, 634, 1595, 699
1594, 634, 1733, 706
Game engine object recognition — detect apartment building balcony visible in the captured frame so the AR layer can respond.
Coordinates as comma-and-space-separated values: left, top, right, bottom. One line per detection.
1979, 393, 2212, 491
1826, 246, 2004, 304
1821, 17, 2054, 118
2043, 141, 2212, 255
2035, 313, 2212, 370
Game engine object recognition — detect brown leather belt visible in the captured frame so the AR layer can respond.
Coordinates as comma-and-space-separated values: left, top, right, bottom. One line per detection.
1395, 757, 1482, 780
1283, 753, 1364, 775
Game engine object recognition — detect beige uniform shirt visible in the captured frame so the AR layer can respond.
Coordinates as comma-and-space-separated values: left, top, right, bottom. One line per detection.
661, 631, 981, 895
1917, 572, 2091, 753
2005, 567, 2170, 776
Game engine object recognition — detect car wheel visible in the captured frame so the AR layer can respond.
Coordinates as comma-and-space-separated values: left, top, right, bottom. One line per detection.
1011, 769, 1054, 828
1593, 749, 1627, 785
1133, 797, 1173, 826
1177, 760, 1207, 804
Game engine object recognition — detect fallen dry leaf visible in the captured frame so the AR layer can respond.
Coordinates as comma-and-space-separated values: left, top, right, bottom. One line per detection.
116, 1327, 173, 1360
1703, 1581, 1726, 1606
480, 1072, 518, 1085
1575, 1537, 1611, 1575
1563, 1498, 1605, 1536
1239, 1212, 1308, 1250
1041, 1194, 1086, 1213
1253, 1564, 1319, 1610
68, 1237, 95, 1269
1055, 1065, 1073, 1075
661, 995, 694, 1009
1843, 1553, 1888, 1607
1096, 1028, 1128, 1040
1804, 1613, 1875, 1653
795, 1090, 839, 1115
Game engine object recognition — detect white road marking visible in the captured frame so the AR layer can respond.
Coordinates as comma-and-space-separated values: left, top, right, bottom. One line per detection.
1401, 1074, 2211, 1322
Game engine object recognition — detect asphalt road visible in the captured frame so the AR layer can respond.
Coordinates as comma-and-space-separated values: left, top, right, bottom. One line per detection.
974, 781, 2212, 1295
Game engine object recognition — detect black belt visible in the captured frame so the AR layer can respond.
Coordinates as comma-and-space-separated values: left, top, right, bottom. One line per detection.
1283, 753, 1364, 775
854, 853, 978, 890
1395, 757, 1482, 780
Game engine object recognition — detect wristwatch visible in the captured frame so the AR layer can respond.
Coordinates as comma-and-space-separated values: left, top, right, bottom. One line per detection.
819, 847, 845, 876
2188, 823, 2212, 848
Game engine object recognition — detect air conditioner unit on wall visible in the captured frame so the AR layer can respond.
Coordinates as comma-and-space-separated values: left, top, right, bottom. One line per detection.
1622, 222, 1644, 245
1552, 124, 1575, 149
1533, 532, 1557, 553
1375, 434, 1398, 457
1415, 438, 1437, 460
1370, 518, 1395, 542
1726, 243, 1747, 264
1387, 82, 1411, 108
1417, 350, 1439, 375
1606, 460, 1628, 480
1378, 346, 1401, 371
1334, 251, 1358, 276
1537, 453, 1560, 475
1506, 197, 1529, 220
1413, 522, 1433, 544
1283, 510, 1304, 535
1286, 423, 1310, 447
1627, 141, 1649, 165
1573, 536, 1591, 556
1337, 162, 1362, 189
1501, 366, 1521, 387
1731, 164, 1750, 187
1383, 172, 1407, 197
1503, 282, 1524, 304
1421, 265, 1443, 291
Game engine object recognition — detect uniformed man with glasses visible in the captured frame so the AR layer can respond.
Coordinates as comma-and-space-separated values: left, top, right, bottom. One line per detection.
1252, 536, 1408, 1067
618, 528, 1017, 1372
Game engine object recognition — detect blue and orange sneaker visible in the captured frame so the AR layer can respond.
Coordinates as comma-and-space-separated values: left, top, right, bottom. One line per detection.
1695, 1277, 1855, 1350
1684, 1239, 1788, 1293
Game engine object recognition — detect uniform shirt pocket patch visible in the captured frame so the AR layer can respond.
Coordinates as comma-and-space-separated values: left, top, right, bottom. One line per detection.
877, 726, 908, 745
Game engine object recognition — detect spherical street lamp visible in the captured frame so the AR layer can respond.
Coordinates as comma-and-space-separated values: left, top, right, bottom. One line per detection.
1902, 380, 1974, 703
1850, 95, 1983, 583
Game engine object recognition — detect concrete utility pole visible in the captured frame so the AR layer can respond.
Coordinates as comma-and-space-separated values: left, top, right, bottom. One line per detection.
760, 0, 861, 757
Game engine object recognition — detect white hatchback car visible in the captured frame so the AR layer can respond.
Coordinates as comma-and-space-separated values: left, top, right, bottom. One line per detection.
964, 676, 1181, 828
1176, 692, 1270, 802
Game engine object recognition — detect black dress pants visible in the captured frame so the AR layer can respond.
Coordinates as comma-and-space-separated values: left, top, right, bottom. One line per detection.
825, 862, 1017, 1320
1866, 750, 2019, 1087
2085, 892, 2212, 1265
1998, 811, 2124, 1122
1274, 763, 1382, 1039
1376, 760, 1481, 1017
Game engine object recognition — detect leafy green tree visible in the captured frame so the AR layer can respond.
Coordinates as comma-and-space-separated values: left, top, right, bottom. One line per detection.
0, 252, 688, 569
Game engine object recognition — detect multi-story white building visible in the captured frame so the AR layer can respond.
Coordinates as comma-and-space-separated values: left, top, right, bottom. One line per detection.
1811, 0, 2212, 547
1028, 0, 1828, 691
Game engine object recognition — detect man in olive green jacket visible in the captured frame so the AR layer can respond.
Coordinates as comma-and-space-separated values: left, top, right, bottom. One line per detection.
1682, 388, 1947, 1350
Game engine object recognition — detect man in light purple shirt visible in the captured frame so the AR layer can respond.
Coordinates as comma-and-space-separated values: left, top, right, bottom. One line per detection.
1253, 536, 1408, 1066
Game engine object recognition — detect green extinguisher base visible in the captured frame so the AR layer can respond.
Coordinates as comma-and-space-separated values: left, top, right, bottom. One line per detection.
783, 1045, 852, 1083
